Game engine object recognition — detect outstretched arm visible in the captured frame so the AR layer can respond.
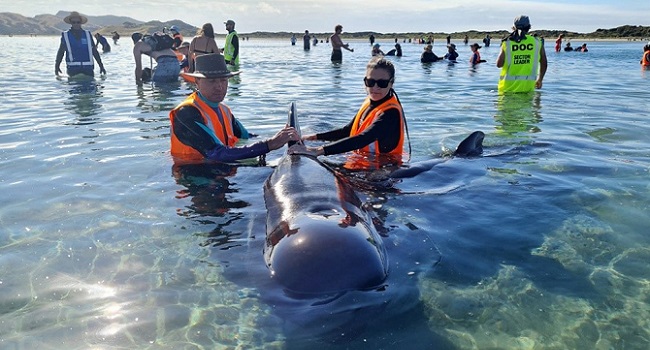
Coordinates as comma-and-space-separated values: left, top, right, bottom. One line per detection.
55, 39, 65, 75
133, 43, 144, 84
536, 46, 548, 89
91, 36, 106, 74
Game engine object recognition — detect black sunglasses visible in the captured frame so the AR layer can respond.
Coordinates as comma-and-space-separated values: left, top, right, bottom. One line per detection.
364, 77, 392, 88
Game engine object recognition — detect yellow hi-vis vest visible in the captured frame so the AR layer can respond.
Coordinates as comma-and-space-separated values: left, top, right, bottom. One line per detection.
224, 31, 239, 65
498, 36, 540, 93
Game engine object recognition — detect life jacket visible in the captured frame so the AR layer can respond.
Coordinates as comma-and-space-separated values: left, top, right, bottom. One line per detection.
169, 92, 240, 162
224, 31, 239, 65
498, 35, 540, 93
62, 30, 94, 68
175, 51, 185, 62
350, 94, 405, 157
642, 50, 650, 66
470, 51, 481, 64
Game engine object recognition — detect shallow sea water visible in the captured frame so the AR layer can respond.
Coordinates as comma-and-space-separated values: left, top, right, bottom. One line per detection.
1, 36, 649, 349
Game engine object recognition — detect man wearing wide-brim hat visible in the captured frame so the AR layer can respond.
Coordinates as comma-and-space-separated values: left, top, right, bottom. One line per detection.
55, 11, 106, 78
169, 54, 299, 164
444, 43, 459, 62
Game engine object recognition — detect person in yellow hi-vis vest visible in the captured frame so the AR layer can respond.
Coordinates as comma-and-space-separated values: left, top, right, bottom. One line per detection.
496, 15, 547, 93
222, 19, 240, 66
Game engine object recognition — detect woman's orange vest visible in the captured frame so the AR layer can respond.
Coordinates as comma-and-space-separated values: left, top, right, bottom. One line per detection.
642, 50, 650, 66
169, 92, 239, 162
349, 94, 404, 156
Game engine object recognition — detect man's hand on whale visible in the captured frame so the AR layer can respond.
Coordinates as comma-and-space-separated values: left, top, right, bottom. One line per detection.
267, 125, 301, 151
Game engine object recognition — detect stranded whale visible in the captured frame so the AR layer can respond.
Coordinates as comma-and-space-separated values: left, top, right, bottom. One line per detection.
263, 103, 388, 295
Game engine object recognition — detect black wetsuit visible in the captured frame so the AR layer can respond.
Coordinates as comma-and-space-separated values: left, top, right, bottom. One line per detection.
420, 51, 440, 63
316, 92, 402, 155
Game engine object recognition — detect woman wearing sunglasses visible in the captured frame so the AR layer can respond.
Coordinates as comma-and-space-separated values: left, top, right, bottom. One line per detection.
293, 57, 406, 165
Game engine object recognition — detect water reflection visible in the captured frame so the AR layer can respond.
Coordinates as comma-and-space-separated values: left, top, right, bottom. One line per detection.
135, 81, 183, 113
493, 92, 543, 137
172, 163, 249, 250
642, 65, 650, 78
330, 64, 344, 89
61, 78, 105, 123
420, 62, 434, 75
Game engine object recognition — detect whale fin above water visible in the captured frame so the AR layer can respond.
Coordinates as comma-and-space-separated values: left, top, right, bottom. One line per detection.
287, 102, 301, 146
389, 131, 485, 179
453, 131, 484, 157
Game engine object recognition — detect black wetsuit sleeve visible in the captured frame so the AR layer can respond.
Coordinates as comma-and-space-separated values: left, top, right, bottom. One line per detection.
316, 120, 354, 141
321, 108, 401, 156
232, 35, 239, 61
172, 106, 269, 162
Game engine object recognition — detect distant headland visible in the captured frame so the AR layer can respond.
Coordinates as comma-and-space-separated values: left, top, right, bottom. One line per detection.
1, 10, 649, 41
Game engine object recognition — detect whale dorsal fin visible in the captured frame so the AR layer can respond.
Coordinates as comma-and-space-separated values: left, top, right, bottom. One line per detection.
288, 102, 301, 147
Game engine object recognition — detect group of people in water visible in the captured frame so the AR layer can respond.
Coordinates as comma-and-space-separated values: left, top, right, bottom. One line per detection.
554, 34, 590, 52
52, 12, 544, 167
54, 11, 649, 169
54, 11, 240, 85
169, 15, 549, 166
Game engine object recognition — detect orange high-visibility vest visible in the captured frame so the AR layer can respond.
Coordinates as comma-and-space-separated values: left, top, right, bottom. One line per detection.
642, 50, 650, 66
350, 94, 404, 156
169, 92, 239, 162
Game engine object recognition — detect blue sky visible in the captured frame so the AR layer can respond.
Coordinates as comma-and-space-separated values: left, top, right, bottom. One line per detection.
4, 0, 649, 33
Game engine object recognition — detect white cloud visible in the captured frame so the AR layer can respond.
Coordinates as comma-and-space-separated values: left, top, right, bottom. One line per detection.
2, 0, 648, 33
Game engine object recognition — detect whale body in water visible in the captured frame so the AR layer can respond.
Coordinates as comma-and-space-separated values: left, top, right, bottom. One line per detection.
263, 103, 388, 295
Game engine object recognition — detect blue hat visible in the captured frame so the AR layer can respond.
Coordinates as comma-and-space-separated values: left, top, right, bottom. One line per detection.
169, 25, 179, 32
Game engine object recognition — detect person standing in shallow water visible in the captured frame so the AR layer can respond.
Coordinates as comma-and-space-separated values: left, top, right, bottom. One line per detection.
94, 33, 111, 53
303, 30, 311, 50
496, 15, 547, 93
641, 42, 650, 67
55, 11, 106, 77
555, 34, 564, 53
111, 31, 120, 44
421, 44, 441, 63
469, 43, 484, 65
188, 23, 220, 72
330, 24, 354, 62
222, 20, 239, 66
131, 32, 180, 84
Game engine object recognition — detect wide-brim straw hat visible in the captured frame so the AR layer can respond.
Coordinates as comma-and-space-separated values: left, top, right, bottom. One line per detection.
64, 11, 88, 25
183, 54, 240, 79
